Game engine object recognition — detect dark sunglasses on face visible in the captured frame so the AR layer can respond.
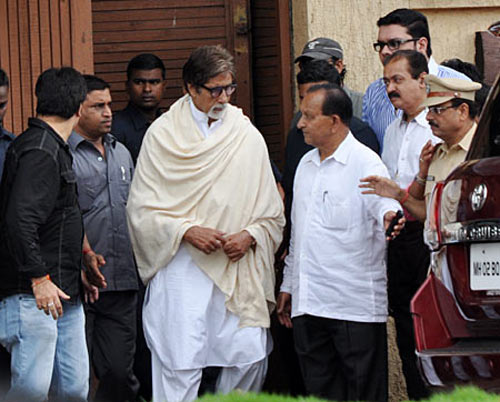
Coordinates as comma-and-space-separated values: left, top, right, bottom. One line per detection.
0, 102, 7, 109
428, 105, 457, 115
373, 38, 419, 52
199, 83, 237, 98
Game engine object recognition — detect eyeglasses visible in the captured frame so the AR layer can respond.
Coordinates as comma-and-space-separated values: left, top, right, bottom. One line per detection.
428, 105, 456, 115
199, 83, 237, 98
373, 38, 419, 52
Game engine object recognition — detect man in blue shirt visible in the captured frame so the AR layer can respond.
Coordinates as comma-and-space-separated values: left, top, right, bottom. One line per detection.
0, 67, 14, 397
362, 8, 470, 149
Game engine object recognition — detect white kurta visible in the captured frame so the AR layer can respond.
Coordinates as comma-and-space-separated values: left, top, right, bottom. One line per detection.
142, 98, 270, 371
143, 244, 269, 370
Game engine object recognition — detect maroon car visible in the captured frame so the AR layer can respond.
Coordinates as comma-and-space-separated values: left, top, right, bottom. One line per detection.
411, 74, 500, 391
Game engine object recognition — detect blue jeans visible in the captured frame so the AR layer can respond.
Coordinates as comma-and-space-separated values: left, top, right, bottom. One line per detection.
0, 294, 89, 401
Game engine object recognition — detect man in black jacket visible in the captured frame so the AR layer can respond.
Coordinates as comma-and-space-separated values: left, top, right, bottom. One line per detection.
282, 60, 379, 228
0, 67, 88, 401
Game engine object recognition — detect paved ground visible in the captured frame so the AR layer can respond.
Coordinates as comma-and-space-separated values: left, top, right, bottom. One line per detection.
388, 317, 409, 402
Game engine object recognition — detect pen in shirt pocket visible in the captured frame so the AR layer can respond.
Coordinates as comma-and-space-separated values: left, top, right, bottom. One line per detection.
120, 166, 126, 180
323, 190, 328, 202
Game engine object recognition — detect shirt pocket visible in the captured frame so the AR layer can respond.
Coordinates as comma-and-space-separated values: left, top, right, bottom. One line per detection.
77, 175, 104, 213
60, 170, 78, 208
321, 194, 350, 230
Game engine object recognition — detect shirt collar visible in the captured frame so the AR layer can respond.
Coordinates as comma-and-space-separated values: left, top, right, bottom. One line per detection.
428, 56, 439, 75
123, 102, 158, 131
399, 108, 429, 129
189, 96, 210, 126
437, 122, 476, 156
0, 125, 14, 141
303, 132, 354, 167
68, 131, 115, 151
28, 117, 68, 147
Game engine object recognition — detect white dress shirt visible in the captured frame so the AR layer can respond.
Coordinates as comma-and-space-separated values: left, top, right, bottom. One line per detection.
381, 109, 439, 189
281, 133, 400, 323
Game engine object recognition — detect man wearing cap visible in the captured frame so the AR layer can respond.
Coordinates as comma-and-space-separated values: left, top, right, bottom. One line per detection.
361, 75, 481, 221
362, 8, 470, 149
295, 37, 363, 118
360, 74, 481, 399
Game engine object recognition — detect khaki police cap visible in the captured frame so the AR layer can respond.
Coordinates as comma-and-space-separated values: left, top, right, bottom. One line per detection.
421, 75, 482, 108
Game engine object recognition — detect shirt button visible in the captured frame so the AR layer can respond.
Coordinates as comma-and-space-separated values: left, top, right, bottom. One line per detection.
97, 156, 103, 162
114, 228, 118, 233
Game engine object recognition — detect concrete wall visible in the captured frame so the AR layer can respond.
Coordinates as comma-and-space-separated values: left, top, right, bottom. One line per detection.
291, 0, 500, 96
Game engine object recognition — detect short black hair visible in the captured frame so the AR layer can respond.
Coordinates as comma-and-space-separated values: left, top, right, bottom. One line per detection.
440, 59, 489, 114
383, 50, 429, 79
35, 67, 87, 119
127, 53, 166, 81
307, 83, 352, 126
441, 58, 482, 82
83, 75, 110, 93
377, 8, 432, 57
296, 60, 341, 86
0, 68, 9, 88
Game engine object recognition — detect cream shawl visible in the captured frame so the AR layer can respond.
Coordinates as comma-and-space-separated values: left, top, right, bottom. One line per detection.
126, 95, 285, 328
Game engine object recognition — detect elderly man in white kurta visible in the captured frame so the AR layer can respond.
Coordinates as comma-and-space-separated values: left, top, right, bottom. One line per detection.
126, 45, 284, 401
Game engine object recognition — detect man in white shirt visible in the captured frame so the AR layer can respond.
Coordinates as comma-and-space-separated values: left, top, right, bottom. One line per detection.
362, 8, 470, 149
277, 83, 402, 402
126, 45, 284, 402
381, 49, 439, 399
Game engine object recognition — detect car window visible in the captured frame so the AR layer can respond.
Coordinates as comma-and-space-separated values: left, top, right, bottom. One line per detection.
468, 75, 500, 160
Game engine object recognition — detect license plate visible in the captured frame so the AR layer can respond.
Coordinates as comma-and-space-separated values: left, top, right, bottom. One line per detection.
470, 243, 500, 290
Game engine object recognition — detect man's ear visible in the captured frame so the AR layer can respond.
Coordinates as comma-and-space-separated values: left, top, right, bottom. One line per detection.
77, 103, 83, 118
334, 59, 344, 75
186, 83, 200, 97
331, 114, 342, 127
418, 72, 427, 88
457, 102, 469, 121
416, 37, 428, 57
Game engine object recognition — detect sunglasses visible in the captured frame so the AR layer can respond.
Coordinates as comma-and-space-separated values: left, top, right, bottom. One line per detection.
428, 105, 457, 115
199, 83, 237, 98
373, 38, 418, 52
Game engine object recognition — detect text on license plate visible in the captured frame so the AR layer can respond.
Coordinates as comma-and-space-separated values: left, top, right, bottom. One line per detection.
470, 243, 500, 291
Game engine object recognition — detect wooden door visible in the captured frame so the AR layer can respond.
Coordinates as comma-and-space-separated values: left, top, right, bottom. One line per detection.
92, 0, 293, 168
0, 0, 93, 134
92, 0, 252, 116
250, 0, 292, 168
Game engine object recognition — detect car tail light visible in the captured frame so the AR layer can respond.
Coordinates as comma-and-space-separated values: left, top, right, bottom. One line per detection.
425, 182, 444, 250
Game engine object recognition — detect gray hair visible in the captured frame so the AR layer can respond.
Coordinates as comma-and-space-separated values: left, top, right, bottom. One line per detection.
182, 45, 235, 91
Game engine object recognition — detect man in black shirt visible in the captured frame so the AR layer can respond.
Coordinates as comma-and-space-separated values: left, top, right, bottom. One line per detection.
112, 53, 167, 165
112, 53, 167, 401
0, 67, 88, 401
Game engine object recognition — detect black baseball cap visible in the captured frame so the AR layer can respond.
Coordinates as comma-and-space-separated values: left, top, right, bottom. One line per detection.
294, 37, 344, 63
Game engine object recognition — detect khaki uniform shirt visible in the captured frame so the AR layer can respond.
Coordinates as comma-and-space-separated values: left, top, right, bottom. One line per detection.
424, 123, 477, 203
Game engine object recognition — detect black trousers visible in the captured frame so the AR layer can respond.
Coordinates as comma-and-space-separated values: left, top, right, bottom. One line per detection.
134, 281, 152, 401
293, 315, 388, 402
387, 221, 430, 400
0, 345, 10, 397
85, 290, 139, 402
